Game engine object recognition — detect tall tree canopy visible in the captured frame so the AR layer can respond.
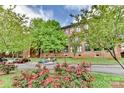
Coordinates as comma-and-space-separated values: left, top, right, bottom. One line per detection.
0, 6, 31, 54
30, 18, 67, 57
73, 5, 124, 69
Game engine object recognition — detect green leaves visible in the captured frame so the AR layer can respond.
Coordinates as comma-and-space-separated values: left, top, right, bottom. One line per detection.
0, 6, 31, 53
30, 18, 67, 53
78, 5, 124, 50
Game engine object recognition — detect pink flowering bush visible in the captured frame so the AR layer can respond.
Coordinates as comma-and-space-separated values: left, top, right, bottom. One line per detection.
12, 62, 94, 88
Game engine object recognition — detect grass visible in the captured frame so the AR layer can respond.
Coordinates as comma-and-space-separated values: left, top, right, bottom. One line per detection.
92, 72, 124, 88
30, 57, 124, 65
57, 57, 124, 64
0, 74, 13, 88
0, 70, 20, 88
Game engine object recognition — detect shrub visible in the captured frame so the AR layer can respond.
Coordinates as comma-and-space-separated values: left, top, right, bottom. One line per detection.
12, 62, 94, 88
0, 63, 17, 74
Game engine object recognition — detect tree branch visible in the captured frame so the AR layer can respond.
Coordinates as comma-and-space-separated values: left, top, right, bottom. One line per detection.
107, 48, 124, 70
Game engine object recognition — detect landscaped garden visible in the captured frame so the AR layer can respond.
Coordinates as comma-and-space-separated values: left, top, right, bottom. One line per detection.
0, 57, 124, 88
0, 67, 124, 88
1, 5, 124, 88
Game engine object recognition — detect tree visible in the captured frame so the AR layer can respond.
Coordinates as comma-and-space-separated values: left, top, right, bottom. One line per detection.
73, 5, 124, 69
30, 18, 67, 57
30, 18, 45, 57
0, 6, 31, 57
69, 25, 83, 56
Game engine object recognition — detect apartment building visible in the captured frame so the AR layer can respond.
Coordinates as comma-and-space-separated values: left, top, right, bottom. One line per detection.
11, 24, 124, 58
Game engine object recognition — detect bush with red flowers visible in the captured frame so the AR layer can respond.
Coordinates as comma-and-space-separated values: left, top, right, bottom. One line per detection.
12, 62, 94, 88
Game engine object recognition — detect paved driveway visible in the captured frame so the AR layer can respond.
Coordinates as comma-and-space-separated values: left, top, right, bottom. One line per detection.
16, 62, 55, 70
16, 63, 124, 76
91, 65, 124, 76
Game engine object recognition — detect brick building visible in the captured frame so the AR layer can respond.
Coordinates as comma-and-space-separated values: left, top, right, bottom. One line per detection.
61, 24, 123, 58
21, 24, 124, 58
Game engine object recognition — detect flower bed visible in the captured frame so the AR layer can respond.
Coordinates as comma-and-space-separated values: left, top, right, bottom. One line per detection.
12, 62, 94, 88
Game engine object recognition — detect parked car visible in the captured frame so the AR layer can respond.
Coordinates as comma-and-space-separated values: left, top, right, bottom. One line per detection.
38, 58, 46, 64
0, 57, 8, 62
38, 57, 56, 65
13, 58, 31, 64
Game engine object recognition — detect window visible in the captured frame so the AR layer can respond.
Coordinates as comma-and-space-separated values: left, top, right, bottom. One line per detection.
65, 29, 70, 34
75, 37, 79, 41
70, 47, 73, 53
83, 24, 88, 30
84, 43, 91, 51
77, 46, 82, 53
70, 28, 73, 34
94, 48, 102, 51
76, 27, 80, 32
121, 43, 124, 51
77, 47, 80, 53
64, 46, 68, 52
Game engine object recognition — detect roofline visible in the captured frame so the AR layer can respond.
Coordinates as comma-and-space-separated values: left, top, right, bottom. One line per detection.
61, 23, 82, 29
61, 24, 74, 29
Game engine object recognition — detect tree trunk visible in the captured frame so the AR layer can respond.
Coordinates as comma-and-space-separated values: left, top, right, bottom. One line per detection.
113, 57, 124, 70
40, 49, 42, 58
54, 50, 56, 59
107, 48, 124, 70
74, 52, 76, 57
11, 52, 15, 60
38, 48, 41, 58
16, 53, 19, 58
73, 46, 77, 58
53, 50, 58, 62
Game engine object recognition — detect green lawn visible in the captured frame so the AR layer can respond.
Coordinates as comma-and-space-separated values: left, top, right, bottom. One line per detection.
92, 72, 124, 88
0, 70, 20, 88
31, 57, 124, 65
0, 71, 124, 88
0, 74, 13, 88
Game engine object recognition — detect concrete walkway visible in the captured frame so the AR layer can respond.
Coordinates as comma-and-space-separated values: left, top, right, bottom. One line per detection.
16, 63, 124, 76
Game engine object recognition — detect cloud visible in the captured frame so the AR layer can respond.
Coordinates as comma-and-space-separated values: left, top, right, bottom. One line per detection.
39, 9, 54, 21
64, 5, 89, 11
3, 5, 54, 25
61, 19, 70, 27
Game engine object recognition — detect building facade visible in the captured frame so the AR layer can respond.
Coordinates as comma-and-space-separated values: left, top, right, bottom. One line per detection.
21, 24, 123, 58
61, 24, 122, 58
1, 24, 123, 58
6, 24, 121, 58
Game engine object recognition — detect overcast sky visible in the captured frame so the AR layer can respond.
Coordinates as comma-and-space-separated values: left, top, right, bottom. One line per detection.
3, 5, 90, 27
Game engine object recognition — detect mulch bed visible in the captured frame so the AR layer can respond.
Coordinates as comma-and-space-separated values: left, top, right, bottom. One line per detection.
0, 80, 3, 86
0, 72, 5, 76
111, 82, 124, 88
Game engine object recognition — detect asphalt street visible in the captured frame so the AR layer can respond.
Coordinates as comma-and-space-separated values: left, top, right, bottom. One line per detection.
16, 63, 124, 76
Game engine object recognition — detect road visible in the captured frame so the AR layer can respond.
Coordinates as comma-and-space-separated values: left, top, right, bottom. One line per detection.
16, 63, 124, 76
91, 65, 124, 76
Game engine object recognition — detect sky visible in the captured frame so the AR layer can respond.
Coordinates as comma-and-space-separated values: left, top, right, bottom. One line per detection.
3, 5, 90, 27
